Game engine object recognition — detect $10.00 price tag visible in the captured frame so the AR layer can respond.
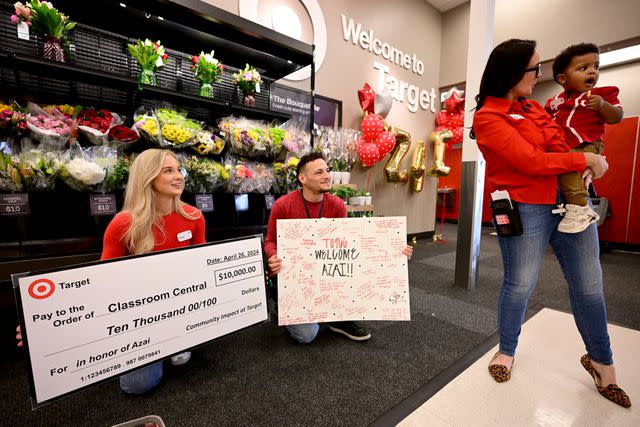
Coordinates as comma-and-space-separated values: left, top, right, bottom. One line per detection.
195, 194, 214, 212
264, 194, 275, 210
89, 194, 116, 216
0, 193, 30, 216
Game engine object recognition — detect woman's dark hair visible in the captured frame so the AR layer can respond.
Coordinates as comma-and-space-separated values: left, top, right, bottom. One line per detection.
470, 39, 537, 139
475, 39, 537, 110
296, 151, 326, 183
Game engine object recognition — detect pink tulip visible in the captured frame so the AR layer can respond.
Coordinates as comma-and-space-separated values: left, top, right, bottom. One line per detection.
10, 14, 19, 24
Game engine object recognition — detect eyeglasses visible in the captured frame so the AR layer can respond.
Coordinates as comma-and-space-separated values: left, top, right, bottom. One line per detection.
524, 63, 542, 77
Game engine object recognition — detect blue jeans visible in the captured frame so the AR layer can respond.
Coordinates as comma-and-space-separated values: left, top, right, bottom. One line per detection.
496, 202, 613, 365
286, 323, 320, 344
119, 361, 163, 394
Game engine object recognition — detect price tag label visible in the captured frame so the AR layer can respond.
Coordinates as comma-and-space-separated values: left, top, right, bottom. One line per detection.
265, 194, 275, 210
89, 194, 116, 216
17, 22, 30, 40
0, 193, 30, 216
215, 261, 263, 287
195, 194, 214, 212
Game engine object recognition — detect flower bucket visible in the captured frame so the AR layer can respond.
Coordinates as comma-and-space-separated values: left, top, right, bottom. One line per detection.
43, 36, 65, 62
137, 67, 157, 86
198, 82, 214, 98
241, 92, 256, 107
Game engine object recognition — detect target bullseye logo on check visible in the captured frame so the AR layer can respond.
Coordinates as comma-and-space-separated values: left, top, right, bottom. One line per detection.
28, 277, 91, 300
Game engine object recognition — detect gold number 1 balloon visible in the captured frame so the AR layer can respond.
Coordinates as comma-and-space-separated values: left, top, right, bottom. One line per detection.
427, 130, 452, 177
410, 140, 426, 192
384, 127, 411, 183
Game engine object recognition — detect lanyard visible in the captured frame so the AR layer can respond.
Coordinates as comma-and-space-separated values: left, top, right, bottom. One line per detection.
299, 189, 324, 219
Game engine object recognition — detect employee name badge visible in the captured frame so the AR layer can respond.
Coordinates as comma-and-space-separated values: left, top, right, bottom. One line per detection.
177, 230, 192, 242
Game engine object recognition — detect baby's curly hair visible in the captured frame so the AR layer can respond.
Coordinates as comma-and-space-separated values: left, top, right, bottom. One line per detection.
552, 43, 600, 83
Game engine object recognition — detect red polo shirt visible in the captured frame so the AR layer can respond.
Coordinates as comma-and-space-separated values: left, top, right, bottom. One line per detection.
264, 190, 347, 260
544, 86, 621, 148
473, 96, 586, 204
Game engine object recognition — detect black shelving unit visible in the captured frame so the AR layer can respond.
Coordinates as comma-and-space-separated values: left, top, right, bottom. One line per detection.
0, 0, 314, 281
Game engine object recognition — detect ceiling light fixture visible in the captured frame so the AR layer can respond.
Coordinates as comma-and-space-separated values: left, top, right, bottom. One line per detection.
600, 44, 640, 67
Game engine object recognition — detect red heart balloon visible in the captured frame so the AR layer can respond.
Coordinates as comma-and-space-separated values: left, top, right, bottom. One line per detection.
360, 114, 385, 143
451, 126, 464, 145
375, 130, 396, 157
435, 111, 450, 127
356, 141, 381, 167
444, 92, 464, 114
449, 113, 464, 128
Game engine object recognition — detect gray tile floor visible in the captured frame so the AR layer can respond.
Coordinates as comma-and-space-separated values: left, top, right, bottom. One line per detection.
1, 223, 638, 426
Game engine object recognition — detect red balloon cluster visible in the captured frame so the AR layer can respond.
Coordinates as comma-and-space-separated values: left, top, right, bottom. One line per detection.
356, 113, 396, 167
435, 90, 465, 148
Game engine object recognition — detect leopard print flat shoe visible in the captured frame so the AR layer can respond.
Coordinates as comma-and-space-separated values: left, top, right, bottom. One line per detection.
580, 354, 631, 408
488, 351, 514, 383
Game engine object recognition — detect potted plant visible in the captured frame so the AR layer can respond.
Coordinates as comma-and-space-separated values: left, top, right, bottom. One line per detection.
12, 1, 76, 63
190, 50, 224, 98
339, 159, 351, 185
127, 39, 169, 86
364, 191, 372, 206
232, 64, 262, 107
330, 184, 353, 204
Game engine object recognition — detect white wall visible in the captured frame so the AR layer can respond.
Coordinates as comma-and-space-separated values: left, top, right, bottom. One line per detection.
203, 0, 444, 234
440, 0, 640, 87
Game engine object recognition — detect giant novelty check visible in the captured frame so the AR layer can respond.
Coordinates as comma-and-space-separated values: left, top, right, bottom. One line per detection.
277, 217, 410, 325
13, 235, 267, 408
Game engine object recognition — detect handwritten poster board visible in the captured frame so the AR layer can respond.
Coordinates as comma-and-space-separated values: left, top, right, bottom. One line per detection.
277, 217, 410, 325
13, 236, 267, 408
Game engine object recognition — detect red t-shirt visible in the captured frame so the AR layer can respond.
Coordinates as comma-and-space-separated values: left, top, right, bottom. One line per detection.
263, 190, 347, 259
544, 86, 621, 148
101, 204, 206, 259
473, 96, 585, 204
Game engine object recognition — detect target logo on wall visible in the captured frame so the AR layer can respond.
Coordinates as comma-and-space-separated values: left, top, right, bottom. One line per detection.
28, 278, 55, 300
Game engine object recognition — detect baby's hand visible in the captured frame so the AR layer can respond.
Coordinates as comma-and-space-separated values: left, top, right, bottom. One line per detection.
586, 91, 604, 111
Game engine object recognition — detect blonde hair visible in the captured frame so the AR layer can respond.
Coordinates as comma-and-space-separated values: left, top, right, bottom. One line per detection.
122, 149, 200, 255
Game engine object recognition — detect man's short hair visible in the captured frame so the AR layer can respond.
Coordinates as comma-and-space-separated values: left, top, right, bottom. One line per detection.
296, 152, 326, 183
552, 43, 600, 82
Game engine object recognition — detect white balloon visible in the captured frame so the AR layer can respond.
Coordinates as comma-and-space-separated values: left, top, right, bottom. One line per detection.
374, 93, 393, 118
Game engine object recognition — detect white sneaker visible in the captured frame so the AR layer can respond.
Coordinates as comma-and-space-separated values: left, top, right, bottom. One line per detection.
170, 351, 191, 366
557, 204, 600, 233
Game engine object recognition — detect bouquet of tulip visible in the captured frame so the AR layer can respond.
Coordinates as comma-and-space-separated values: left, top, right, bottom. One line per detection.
233, 64, 262, 106
191, 50, 224, 97
0, 103, 28, 136
128, 39, 169, 86
12, 1, 76, 62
